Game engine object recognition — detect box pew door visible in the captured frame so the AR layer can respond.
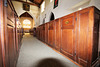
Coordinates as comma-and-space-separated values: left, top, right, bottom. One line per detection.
60, 13, 76, 60
45, 23, 49, 44
54, 19, 61, 51
7, 25, 15, 67
0, 28, 3, 67
39, 26, 41, 40
76, 8, 92, 67
48, 21, 54, 47
42, 24, 45, 42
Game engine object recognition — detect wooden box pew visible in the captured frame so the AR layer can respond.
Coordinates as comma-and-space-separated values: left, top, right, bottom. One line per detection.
36, 6, 100, 67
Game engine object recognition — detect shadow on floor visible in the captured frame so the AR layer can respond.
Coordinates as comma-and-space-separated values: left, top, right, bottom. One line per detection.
35, 58, 67, 67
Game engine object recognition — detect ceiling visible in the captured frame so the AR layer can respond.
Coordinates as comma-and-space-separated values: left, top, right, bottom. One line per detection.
12, 0, 40, 23
12, 0, 44, 7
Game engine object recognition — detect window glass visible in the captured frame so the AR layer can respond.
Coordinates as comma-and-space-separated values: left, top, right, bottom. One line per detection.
41, 1, 45, 13
23, 19, 31, 28
50, 0, 53, 2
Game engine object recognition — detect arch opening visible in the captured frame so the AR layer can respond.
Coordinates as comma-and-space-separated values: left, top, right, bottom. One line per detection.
19, 12, 35, 33
50, 12, 55, 21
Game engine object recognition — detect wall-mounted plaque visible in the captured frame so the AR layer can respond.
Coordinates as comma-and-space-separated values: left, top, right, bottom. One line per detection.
23, 3, 30, 11
54, 0, 59, 9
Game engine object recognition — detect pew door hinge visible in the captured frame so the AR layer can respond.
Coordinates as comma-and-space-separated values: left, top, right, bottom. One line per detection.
75, 18, 77, 21
4, 0, 7, 7
75, 51, 76, 56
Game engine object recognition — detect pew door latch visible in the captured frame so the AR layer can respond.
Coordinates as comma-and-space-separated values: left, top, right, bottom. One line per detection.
65, 21, 69, 24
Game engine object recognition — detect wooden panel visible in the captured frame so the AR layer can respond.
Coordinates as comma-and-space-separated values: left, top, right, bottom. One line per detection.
0, 33, 3, 67
17, 28, 20, 47
36, 28, 38, 39
37, 27, 40, 39
92, 11, 100, 64
45, 23, 49, 44
41, 25, 44, 41
7, 25, 15, 67
40, 26, 42, 40
76, 9, 90, 67
7, 2, 14, 23
61, 13, 76, 60
3, 3, 10, 67
0, 0, 5, 66
41, 26, 43, 41
15, 18, 19, 53
42, 24, 45, 42
38, 27, 40, 40
0, 0, 23, 67
34, 0, 43, 4
48, 21, 54, 47
54, 19, 61, 51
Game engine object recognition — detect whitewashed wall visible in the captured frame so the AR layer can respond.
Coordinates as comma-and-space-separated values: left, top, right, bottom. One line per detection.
38, 0, 100, 25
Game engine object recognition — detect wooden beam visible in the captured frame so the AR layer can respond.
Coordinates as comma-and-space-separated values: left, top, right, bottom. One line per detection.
29, 0, 40, 5
12, 0, 39, 7
40, 0, 44, 5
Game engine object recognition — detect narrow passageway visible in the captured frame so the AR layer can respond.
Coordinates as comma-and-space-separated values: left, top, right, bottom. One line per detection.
17, 33, 78, 67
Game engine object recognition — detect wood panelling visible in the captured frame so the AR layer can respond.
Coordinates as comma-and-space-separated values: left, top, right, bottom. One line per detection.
48, 21, 54, 47
92, 8, 100, 64
40, 26, 42, 40
76, 9, 90, 67
42, 24, 45, 42
15, 17, 18, 53
0, 0, 5, 67
7, 1, 14, 23
7, 26, 15, 67
61, 13, 76, 60
3, 2, 9, 67
34, 0, 43, 4
45, 23, 49, 44
36, 6, 100, 67
0, 38, 3, 67
0, 0, 23, 67
54, 19, 61, 51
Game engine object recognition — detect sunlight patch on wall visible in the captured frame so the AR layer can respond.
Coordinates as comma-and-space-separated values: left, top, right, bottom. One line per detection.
50, 0, 53, 2
41, 1, 45, 13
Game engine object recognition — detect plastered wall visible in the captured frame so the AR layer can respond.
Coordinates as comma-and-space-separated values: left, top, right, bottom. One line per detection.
38, 0, 100, 25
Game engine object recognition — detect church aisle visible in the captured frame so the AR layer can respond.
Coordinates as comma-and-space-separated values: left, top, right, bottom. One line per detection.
17, 33, 78, 67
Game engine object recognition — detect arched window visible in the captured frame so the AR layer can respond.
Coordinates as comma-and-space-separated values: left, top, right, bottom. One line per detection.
50, 12, 55, 21
41, 1, 45, 13
23, 19, 31, 28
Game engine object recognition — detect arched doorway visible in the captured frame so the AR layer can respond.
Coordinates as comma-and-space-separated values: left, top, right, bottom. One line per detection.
50, 12, 55, 21
19, 12, 35, 33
